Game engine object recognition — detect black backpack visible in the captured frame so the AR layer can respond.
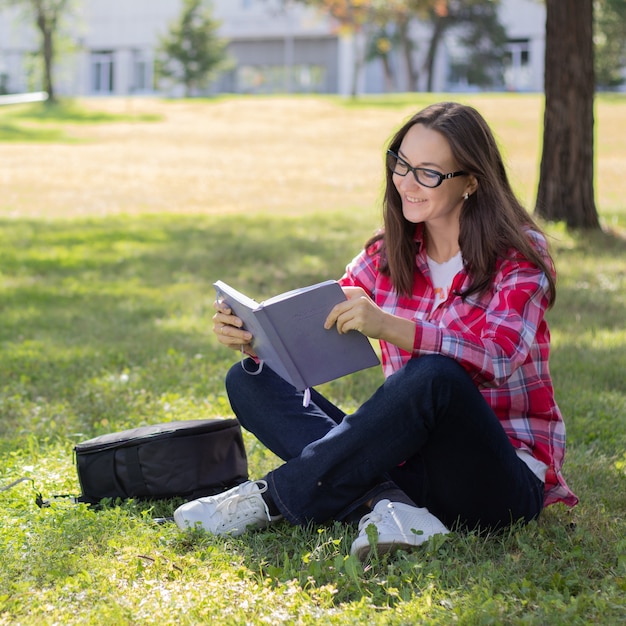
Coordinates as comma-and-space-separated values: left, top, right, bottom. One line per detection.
73, 418, 248, 504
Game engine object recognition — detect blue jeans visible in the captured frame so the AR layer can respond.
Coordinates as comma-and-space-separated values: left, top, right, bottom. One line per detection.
225, 354, 544, 530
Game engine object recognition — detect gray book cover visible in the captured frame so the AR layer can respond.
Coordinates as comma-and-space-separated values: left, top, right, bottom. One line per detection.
214, 280, 380, 391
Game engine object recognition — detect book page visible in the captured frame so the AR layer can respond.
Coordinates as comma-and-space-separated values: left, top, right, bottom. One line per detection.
261, 279, 338, 307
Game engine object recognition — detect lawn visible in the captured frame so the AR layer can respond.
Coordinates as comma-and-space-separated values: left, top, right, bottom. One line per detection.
0, 94, 625, 625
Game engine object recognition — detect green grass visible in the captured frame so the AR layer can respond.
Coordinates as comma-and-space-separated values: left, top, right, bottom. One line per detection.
3, 99, 162, 123
1, 95, 625, 624
0, 121, 71, 142
0, 99, 161, 142
1, 213, 624, 625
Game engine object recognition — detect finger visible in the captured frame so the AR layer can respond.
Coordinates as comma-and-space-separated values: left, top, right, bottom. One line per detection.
213, 304, 233, 320
334, 309, 358, 335
214, 310, 243, 329
217, 323, 252, 344
214, 299, 231, 314
324, 310, 337, 330
324, 300, 351, 329
341, 286, 366, 300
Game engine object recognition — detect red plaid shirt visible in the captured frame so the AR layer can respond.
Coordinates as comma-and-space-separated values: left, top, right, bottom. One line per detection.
339, 224, 578, 508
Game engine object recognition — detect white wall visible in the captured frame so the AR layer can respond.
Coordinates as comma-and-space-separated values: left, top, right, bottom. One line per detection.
0, 5, 37, 93
0, 0, 548, 97
499, 0, 545, 91
84, 0, 179, 48
214, 0, 329, 39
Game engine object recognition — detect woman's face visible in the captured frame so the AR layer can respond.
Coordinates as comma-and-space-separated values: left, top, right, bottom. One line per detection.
392, 123, 473, 227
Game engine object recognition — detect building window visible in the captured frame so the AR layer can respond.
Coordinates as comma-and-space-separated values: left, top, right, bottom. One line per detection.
131, 50, 150, 93
237, 64, 326, 94
504, 39, 531, 92
91, 51, 114, 94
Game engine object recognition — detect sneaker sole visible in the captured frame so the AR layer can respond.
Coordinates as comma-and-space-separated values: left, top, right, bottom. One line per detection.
351, 533, 431, 561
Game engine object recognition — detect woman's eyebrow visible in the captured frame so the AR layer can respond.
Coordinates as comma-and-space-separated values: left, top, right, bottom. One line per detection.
397, 148, 442, 170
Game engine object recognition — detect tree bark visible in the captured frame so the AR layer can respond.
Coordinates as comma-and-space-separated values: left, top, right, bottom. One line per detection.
424, 16, 446, 93
34, 1, 59, 103
397, 18, 418, 91
535, 0, 599, 229
40, 21, 55, 101
380, 53, 395, 92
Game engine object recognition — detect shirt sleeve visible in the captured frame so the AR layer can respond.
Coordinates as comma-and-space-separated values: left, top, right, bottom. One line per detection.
338, 241, 381, 295
414, 254, 554, 388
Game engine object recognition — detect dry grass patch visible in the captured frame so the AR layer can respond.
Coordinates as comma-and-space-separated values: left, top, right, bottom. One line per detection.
1, 94, 625, 225
1, 97, 399, 219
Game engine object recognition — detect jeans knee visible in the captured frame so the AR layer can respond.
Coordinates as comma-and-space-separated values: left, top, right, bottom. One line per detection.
225, 357, 263, 388
401, 354, 466, 385
224, 361, 243, 394
225, 359, 273, 432
389, 356, 475, 411
225, 362, 250, 427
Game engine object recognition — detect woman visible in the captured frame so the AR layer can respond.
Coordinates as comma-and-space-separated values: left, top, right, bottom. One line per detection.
174, 102, 578, 561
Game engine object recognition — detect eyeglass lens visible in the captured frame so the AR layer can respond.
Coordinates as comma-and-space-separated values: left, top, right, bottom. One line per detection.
386, 152, 442, 187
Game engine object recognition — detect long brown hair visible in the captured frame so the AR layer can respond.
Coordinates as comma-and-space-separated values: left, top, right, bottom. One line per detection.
370, 101, 556, 306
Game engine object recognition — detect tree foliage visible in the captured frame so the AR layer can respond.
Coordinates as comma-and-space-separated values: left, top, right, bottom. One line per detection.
297, 0, 506, 92
367, 1, 429, 91
420, 0, 506, 91
156, 0, 231, 97
1, 0, 75, 103
594, 0, 626, 89
294, 0, 385, 95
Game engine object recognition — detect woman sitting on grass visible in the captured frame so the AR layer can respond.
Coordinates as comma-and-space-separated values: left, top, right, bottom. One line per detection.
174, 101, 578, 561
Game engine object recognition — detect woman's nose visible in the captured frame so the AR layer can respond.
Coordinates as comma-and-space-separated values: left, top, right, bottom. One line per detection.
397, 171, 421, 191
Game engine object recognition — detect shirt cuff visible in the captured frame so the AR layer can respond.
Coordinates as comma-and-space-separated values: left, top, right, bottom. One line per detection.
413, 321, 443, 355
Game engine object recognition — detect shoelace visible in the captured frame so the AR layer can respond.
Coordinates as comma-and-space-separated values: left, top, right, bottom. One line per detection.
357, 510, 384, 532
214, 483, 269, 521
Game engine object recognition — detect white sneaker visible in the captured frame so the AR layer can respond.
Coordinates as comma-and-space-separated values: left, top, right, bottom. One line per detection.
350, 499, 449, 561
174, 480, 282, 536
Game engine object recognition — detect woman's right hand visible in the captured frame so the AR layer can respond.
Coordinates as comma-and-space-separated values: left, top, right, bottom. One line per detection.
213, 300, 256, 357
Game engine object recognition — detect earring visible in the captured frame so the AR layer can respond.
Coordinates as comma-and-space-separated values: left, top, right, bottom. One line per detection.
464, 193, 469, 200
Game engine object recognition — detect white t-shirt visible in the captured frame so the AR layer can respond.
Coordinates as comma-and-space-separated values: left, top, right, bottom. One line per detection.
427, 251, 464, 310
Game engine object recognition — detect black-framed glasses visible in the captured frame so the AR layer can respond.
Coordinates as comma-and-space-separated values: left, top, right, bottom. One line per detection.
386, 150, 467, 188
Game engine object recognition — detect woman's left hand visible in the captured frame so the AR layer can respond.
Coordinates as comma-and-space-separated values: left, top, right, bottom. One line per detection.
324, 286, 387, 339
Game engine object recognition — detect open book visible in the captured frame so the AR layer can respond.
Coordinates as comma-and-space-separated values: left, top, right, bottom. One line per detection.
213, 280, 380, 392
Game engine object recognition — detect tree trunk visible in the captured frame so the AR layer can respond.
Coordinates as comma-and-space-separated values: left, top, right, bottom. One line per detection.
36, 7, 57, 103
397, 18, 418, 91
535, 0, 599, 229
42, 26, 55, 101
381, 53, 395, 92
350, 31, 365, 98
424, 16, 446, 93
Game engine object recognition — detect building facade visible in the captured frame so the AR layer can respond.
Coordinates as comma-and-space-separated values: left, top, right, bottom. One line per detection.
0, 0, 546, 98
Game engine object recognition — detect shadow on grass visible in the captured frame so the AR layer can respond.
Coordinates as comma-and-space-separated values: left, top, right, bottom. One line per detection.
0, 121, 72, 142
1, 214, 623, 624
0, 213, 624, 453
0, 213, 375, 439
0, 99, 162, 142
3, 99, 162, 124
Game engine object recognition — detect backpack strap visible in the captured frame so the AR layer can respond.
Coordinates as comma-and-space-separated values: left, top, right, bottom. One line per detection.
124, 446, 147, 495
0, 476, 58, 508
